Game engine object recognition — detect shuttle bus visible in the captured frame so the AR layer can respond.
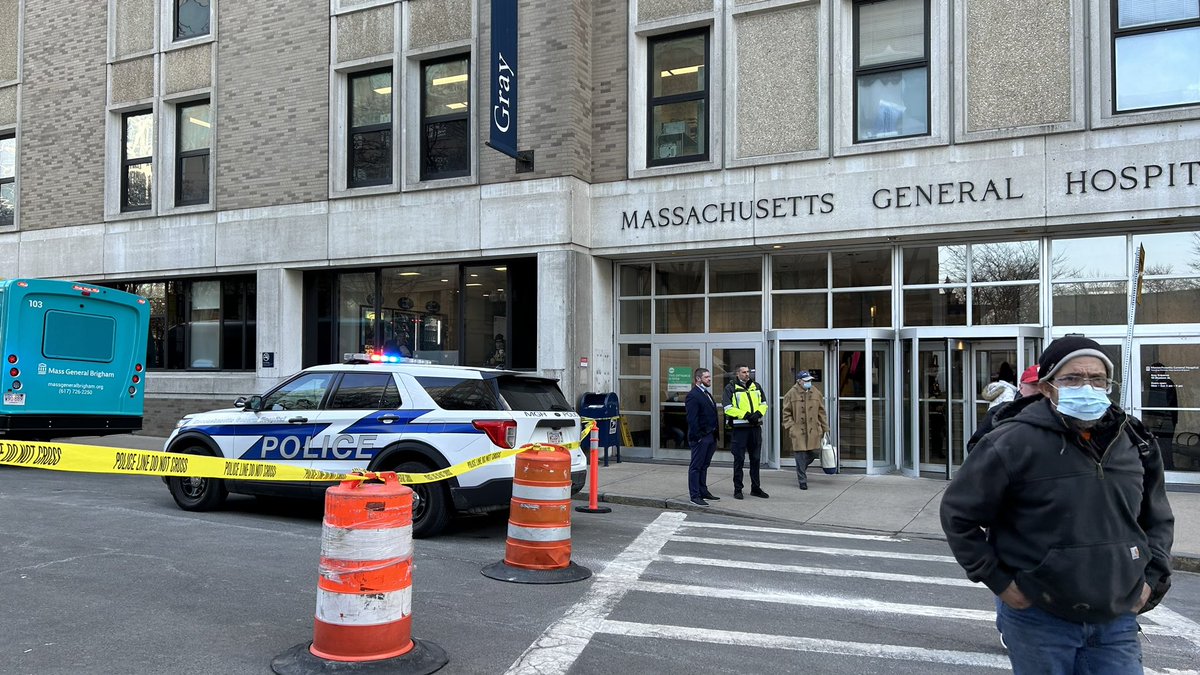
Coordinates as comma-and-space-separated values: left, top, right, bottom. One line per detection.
0, 279, 150, 440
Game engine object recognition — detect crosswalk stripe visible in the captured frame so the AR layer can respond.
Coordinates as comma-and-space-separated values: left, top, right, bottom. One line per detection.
630, 579, 996, 621
598, 619, 1011, 669
503, 512, 686, 675
672, 535, 960, 563
679, 520, 907, 542
658, 554, 984, 588
1142, 605, 1200, 649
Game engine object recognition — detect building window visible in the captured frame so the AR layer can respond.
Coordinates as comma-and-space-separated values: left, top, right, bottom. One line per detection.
853, 0, 930, 142
108, 275, 256, 370
421, 56, 471, 181
176, 100, 211, 206
648, 30, 709, 166
175, 0, 211, 41
122, 111, 154, 212
348, 68, 393, 188
0, 133, 14, 227
1113, 1, 1200, 112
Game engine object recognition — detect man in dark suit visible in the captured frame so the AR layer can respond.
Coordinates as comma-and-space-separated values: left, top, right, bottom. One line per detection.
685, 367, 721, 507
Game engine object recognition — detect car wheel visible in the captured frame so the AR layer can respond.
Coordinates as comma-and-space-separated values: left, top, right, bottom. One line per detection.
166, 446, 228, 511
395, 460, 450, 538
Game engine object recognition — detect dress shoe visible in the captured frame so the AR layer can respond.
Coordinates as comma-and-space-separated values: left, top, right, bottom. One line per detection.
689, 497, 709, 507
751, 488, 770, 498
733, 491, 744, 500
798, 485, 808, 490
702, 493, 721, 501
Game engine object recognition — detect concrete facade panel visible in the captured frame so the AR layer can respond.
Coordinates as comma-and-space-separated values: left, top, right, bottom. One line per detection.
114, 0, 155, 58
336, 5, 395, 63
18, 224, 106, 277
216, 204, 331, 267
637, 0, 711, 23
479, 178, 576, 249
164, 43, 212, 95
20, 0, 107, 230
111, 56, 155, 104
103, 216, 218, 274
0, 232, 17, 276
591, 0, 627, 183
966, 0, 1072, 132
327, 191, 481, 259
215, 0, 329, 211
735, 5, 819, 158
0, 85, 15, 125
0, 0, 18, 82
408, 0, 471, 50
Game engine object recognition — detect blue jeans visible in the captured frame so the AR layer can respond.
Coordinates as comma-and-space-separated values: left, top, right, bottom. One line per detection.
996, 599, 1142, 674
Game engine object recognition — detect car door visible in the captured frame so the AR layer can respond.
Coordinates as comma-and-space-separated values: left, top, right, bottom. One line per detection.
310, 371, 406, 476
233, 371, 336, 495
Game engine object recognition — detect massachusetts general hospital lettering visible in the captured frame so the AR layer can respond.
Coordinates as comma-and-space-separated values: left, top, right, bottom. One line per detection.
3, 0, 1199, 487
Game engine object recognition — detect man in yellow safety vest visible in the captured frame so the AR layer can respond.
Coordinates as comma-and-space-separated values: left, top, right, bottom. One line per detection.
723, 364, 770, 500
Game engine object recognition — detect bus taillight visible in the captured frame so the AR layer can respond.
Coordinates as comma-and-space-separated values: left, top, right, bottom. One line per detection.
8, 368, 17, 377
132, 374, 140, 384
6, 355, 15, 364
128, 386, 136, 395
12, 381, 21, 390
135, 363, 143, 372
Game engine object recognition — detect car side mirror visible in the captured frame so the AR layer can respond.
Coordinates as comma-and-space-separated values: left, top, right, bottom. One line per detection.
245, 395, 264, 412
234, 396, 247, 409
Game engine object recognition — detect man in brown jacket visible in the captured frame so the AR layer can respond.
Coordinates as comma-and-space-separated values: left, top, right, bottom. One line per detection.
781, 370, 829, 490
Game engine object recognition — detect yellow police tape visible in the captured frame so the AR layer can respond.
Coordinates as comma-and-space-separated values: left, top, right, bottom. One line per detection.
0, 419, 597, 484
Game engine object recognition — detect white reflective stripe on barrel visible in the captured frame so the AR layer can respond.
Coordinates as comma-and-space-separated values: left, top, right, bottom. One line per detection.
320, 524, 413, 561
315, 587, 412, 626
508, 524, 571, 541
511, 483, 571, 501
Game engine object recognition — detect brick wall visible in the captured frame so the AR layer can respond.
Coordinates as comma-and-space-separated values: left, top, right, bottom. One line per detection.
19, 0, 107, 229
215, 0, 330, 210
590, 0, 627, 183
140, 396, 232, 437
478, 0, 593, 184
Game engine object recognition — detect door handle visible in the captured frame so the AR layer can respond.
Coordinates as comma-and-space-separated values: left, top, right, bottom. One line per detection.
288, 416, 308, 424
379, 414, 400, 424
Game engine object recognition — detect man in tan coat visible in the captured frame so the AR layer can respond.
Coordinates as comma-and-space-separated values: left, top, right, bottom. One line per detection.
782, 370, 829, 490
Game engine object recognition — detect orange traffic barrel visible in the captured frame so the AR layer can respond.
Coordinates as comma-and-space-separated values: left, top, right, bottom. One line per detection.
271, 473, 448, 674
482, 445, 592, 584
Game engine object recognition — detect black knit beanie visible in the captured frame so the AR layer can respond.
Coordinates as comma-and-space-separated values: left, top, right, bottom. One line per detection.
1037, 336, 1114, 382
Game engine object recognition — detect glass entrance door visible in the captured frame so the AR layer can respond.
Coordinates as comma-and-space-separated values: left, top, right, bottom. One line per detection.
917, 340, 966, 475
836, 341, 893, 473
651, 343, 761, 460
969, 340, 1036, 443
711, 345, 762, 458
1135, 339, 1200, 481
777, 345, 826, 462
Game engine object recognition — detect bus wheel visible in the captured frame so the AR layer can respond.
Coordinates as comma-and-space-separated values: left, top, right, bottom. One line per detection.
395, 460, 450, 538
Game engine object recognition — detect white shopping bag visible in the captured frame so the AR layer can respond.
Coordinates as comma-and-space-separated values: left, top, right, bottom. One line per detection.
820, 435, 838, 475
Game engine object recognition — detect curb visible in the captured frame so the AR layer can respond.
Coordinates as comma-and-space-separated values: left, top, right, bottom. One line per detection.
572, 493, 1200, 575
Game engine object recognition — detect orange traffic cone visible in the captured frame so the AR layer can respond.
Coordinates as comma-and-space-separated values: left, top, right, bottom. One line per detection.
272, 473, 448, 674
482, 444, 591, 584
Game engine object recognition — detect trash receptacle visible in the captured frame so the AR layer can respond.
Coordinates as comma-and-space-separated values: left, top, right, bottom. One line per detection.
578, 392, 621, 465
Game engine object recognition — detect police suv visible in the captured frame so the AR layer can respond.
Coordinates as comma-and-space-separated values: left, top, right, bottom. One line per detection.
162, 355, 585, 537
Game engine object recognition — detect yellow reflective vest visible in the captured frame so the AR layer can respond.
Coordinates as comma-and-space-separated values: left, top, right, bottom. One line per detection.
724, 380, 767, 425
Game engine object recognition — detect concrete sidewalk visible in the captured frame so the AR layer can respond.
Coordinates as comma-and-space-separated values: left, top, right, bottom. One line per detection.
72, 434, 1200, 572
580, 456, 1200, 573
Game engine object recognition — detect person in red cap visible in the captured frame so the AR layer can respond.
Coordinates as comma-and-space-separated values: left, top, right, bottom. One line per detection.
942, 335, 1174, 673
966, 365, 1041, 452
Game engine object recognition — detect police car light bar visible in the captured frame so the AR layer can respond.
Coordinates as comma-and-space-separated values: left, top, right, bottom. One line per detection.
343, 352, 434, 365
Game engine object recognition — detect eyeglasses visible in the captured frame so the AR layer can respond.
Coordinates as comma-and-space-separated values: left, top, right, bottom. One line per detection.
1051, 375, 1118, 393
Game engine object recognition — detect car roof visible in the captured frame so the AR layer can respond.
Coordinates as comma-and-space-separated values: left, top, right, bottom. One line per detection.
303, 362, 524, 379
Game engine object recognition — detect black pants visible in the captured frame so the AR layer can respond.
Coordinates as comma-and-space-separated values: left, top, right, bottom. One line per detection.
794, 450, 817, 487
688, 434, 717, 499
730, 426, 761, 492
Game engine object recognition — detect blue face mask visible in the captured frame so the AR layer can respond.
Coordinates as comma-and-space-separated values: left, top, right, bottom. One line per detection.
801, 382, 813, 390
1054, 385, 1111, 421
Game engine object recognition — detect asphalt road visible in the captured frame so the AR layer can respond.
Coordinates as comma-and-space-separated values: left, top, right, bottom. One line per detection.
3, 467, 1199, 674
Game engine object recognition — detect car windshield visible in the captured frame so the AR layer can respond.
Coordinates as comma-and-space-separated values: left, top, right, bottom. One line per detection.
496, 376, 572, 412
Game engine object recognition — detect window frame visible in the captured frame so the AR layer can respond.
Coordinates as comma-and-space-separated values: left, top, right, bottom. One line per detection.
173, 0, 212, 42
0, 132, 15, 228
175, 99, 211, 207
1110, 0, 1200, 114
646, 28, 711, 168
347, 67, 394, 189
851, 0, 932, 144
419, 54, 472, 182
121, 110, 154, 213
